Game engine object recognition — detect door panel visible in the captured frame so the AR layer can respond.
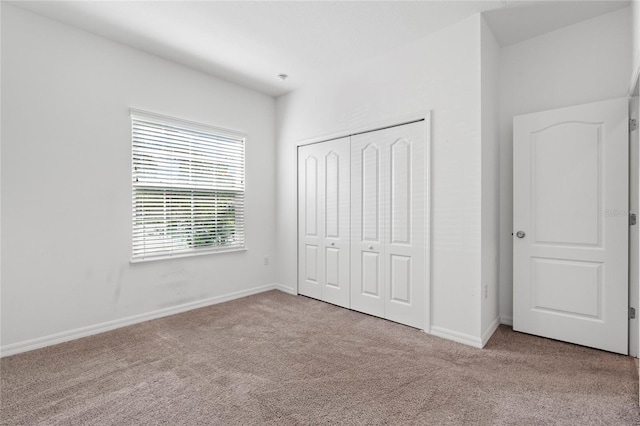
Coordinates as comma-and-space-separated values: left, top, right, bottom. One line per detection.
321, 139, 350, 307
513, 98, 628, 354
325, 151, 340, 238
361, 252, 381, 296
383, 124, 426, 329
305, 156, 319, 237
352, 136, 384, 317
390, 255, 411, 304
532, 123, 601, 245
362, 144, 381, 242
298, 138, 350, 308
299, 150, 321, 299
351, 122, 426, 328
325, 247, 340, 287
531, 258, 601, 318
390, 139, 411, 244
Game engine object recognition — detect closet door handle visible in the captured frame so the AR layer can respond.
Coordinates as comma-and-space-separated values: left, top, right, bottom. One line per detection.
331, 242, 335, 246
368, 245, 374, 250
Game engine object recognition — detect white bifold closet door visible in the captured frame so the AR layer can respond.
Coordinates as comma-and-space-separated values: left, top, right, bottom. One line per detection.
351, 122, 426, 329
298, 137, 350, 308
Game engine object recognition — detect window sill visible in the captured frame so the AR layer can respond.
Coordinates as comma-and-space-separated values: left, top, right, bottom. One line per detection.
130, 247, 247, 264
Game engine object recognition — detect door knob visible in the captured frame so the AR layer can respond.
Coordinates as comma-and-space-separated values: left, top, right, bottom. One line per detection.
516, 231, 526, 238
331, 242, 335, 246
368, 245, 374, 250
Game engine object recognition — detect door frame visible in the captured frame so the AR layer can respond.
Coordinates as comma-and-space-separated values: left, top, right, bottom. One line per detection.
295, 111, 433, 333
629, 66, 640, 403
630, 92, 639, 358
629, 73, 640, 363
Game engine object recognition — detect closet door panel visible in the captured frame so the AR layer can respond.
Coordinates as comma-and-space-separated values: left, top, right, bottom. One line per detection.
298, 147, 322, 299
351, 135, 385, 317
321, 138, 350, 308
383, 123, 426, 329
362, 144, 381, 242
390, 138, 411, 244
361, 251, 381, 296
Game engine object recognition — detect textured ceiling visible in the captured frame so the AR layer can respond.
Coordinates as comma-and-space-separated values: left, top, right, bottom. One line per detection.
11, 1, 631, 97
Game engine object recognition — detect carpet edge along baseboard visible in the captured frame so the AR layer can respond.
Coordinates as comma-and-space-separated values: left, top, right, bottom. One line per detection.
1, 283, 293, 357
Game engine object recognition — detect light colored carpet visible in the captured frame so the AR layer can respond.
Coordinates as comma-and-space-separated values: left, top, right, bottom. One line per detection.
1, 290, 639, 425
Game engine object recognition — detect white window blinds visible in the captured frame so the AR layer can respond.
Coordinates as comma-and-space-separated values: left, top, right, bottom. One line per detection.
131, 111, 245, 261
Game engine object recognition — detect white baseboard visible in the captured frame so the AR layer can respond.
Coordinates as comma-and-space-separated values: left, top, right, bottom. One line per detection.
273, 283, 297, 295
1, 283, 287, 358
481, 316, 500, 347
429, 326, 483, 349
500, 315, 513, 326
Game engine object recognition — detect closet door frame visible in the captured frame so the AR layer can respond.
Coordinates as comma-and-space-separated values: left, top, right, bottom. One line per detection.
295, 111, 432, 333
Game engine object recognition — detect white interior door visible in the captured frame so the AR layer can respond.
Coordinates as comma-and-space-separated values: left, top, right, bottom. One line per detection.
351, 122, 426, 329
513, 98, 628, 354
298, 138, 350, 308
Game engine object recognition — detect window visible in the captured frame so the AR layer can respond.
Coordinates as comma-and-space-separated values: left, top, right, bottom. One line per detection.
131, 110, 245, 261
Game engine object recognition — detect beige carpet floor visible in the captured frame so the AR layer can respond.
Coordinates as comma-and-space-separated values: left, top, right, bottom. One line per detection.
1, 290, 639, 425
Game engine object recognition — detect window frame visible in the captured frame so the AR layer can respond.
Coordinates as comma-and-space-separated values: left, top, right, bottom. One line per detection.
130, 108, 247, 263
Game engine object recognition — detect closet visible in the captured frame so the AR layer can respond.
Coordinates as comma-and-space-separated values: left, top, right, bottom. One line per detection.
298, 121, 427, 329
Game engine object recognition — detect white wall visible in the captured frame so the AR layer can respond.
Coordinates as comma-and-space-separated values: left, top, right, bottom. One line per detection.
276, 15, 486, 344
1, 5, 277, 352
480, 16, 501, 342
498, 7, 632, 324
